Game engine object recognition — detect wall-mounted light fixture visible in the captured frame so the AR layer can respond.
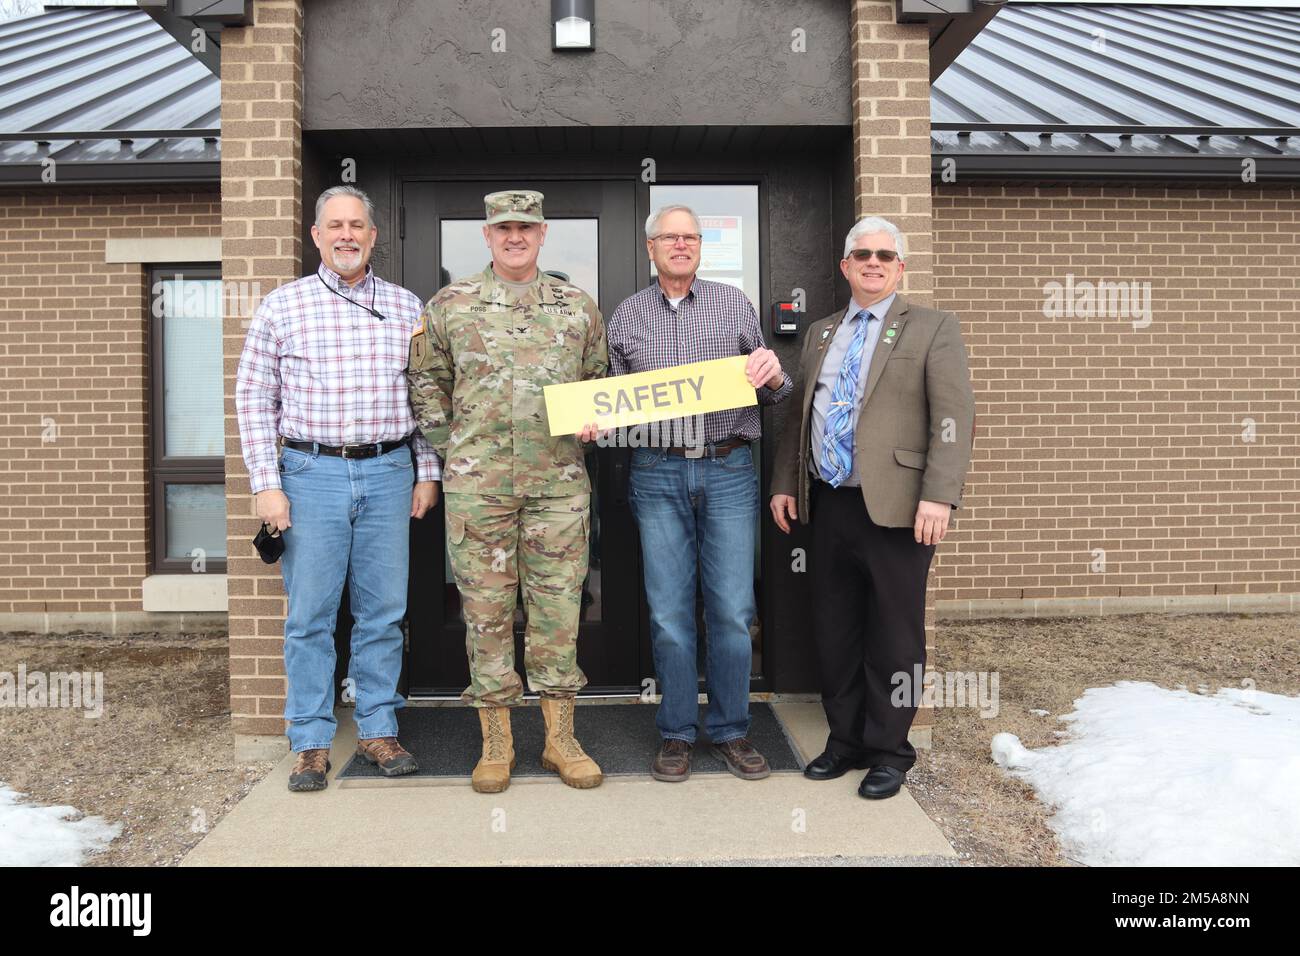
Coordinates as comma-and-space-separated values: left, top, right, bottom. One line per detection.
552, 0, 595, 51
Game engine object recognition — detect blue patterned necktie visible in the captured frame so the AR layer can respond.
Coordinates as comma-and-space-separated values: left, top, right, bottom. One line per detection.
819, 309, 872, 487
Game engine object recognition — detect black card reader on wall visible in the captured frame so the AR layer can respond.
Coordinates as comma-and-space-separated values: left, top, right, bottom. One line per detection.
772, 301, 800, 336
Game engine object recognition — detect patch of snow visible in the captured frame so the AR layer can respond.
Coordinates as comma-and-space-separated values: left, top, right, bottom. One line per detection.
991, 681, 1300, 866
0, 782, 120, 866
1028, 708, 1051, 717
991, 731, 1037, 770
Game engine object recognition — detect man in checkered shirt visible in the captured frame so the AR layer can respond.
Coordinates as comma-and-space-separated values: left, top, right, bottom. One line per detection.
236, 186, 440, 792
606, 204, 792, 783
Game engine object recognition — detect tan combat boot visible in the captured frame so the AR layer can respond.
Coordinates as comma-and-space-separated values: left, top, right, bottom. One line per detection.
539, 696, 603, 789
472, 706, 515, 793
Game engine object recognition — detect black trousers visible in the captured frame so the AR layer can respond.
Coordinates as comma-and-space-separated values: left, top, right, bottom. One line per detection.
810, 480, 935, 772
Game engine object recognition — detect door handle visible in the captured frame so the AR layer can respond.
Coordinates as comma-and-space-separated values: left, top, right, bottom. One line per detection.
612, 448, 629, 506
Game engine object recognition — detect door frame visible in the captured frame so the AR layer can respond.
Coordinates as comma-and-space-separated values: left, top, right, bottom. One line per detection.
400, 176, 643, 697
631, 174, 776, 695
395, 165, 779, 697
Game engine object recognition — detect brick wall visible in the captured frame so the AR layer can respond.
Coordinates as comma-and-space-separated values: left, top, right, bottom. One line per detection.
0, 189, 220, 618
851, 0, 939, 735
222, 0, 304, 738
852, 0, 934, 301
932, 184, 1300, 609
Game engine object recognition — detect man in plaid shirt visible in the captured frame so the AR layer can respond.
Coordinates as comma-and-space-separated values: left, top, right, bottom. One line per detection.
606, 204, 792, 783
236, 186, 440, 792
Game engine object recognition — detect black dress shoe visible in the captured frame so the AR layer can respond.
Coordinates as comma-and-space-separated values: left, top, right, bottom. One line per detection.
803, 750, 872, 780
857, 765, 906, 799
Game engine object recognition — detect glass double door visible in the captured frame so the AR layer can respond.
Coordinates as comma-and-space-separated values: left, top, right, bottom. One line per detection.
401, 180, 644, 695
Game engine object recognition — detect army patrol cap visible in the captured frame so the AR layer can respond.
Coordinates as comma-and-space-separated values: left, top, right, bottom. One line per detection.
484, 189, 545, 225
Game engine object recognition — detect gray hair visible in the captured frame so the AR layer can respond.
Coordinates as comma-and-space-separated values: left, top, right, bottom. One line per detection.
315, 185, 376, 229
842, 216, 906, 261
645, 204, 702, 240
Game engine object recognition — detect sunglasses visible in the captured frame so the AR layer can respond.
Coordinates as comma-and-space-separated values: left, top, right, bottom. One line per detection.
846, 248, 899, 263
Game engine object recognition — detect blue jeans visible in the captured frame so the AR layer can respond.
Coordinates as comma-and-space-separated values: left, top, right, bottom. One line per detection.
279, 442, 413, 751
628, 444, 758, 744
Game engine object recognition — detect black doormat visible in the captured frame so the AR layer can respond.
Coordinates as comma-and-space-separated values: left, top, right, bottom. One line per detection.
338, 702, 805, 779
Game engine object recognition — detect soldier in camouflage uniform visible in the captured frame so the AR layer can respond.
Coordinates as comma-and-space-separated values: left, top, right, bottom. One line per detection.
407, 190, 607, 793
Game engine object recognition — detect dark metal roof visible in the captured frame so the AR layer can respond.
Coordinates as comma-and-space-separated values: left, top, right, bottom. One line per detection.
896, 0, 1010, 81
932, 3, 1300, 180
0, 5, 219, 184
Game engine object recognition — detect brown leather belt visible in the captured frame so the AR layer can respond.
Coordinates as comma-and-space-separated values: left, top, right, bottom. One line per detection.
281, 436, 409, 460
665, 438, 748, 459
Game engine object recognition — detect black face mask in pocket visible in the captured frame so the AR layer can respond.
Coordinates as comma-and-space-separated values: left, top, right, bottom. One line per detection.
253, 523, 285, 564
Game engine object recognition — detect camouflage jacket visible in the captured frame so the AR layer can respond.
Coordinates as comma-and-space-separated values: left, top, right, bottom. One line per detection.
407, 265, 608, 495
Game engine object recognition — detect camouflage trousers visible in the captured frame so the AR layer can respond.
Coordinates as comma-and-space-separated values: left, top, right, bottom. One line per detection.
444, 492, 590, 707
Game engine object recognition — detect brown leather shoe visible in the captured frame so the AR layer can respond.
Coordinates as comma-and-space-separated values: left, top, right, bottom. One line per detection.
355, 736, 418, 776
711, 738, 771, 780
288, 748, 331, 792
651, 739, 693, 782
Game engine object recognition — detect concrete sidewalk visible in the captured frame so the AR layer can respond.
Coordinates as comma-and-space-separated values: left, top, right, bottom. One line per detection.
183, 702, 956, 866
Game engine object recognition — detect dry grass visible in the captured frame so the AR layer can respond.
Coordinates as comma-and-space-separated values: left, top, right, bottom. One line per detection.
2, 614, 1295, 866
0, 632, 274, 866
906, 612, 1300, 866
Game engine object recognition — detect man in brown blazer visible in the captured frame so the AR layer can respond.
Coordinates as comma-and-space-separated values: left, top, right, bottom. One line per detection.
770, 215, 975, 799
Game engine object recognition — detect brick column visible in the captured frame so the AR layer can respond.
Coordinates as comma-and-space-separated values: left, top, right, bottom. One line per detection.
851, 1, 939, 742
222, 0, 303, 753
851, 0, 934, 299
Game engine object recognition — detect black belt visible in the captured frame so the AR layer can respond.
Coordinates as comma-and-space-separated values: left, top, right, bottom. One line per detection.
666, 438, 749, 459
281, 436, 409, 460
811, 475, 859, 491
